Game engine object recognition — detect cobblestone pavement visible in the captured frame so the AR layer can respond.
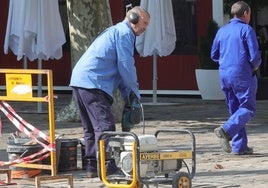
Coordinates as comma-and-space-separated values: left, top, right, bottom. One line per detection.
0, 93, 268, 187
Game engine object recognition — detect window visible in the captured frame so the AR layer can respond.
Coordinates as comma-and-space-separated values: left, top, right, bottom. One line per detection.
124, 0, 197, 55
58, 0, 70, 52
172, 0, 197, 54
124, 0, 141, 13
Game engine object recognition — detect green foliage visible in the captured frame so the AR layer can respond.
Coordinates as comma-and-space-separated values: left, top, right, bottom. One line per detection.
198, 20, 219, 69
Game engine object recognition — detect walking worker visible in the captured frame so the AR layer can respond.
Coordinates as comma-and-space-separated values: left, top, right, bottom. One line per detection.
70, 6, 150, 178
211, 1, 261, 155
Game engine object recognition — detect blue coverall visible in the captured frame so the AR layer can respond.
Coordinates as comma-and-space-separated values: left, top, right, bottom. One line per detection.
211, 18, 261, 153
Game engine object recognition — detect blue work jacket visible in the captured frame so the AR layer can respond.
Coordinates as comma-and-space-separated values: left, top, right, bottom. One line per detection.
70, 20, 140, 99
211, 18, 261, 78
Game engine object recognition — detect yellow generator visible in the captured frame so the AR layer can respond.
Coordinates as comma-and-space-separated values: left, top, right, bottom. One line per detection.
98, 129, 196, 188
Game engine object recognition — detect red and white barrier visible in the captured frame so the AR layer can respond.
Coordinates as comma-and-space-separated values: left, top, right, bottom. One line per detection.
0, 101, 55, 166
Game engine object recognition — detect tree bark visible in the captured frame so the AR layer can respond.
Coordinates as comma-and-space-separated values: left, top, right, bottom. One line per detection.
56, 0, 124, 122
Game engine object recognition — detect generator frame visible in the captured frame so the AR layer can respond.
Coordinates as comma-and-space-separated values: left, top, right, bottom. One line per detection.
97, 129, 196, 188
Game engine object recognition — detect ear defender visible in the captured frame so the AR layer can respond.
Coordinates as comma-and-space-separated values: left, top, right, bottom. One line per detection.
128, 12, 139, 24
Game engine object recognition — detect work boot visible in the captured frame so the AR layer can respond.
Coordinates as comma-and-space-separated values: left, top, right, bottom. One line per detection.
86, 171, 98, 178
234, 147, 254, 155
214, 127, 232, 153
107, 168, 125, 178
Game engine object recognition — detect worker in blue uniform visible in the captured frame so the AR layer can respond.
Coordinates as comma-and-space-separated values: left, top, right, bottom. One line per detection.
70, 7, 150, 178
211, 1, 261, 155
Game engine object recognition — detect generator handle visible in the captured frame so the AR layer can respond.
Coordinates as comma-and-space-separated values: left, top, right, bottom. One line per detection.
98, 131, 140, 143
154, 129, 196, 179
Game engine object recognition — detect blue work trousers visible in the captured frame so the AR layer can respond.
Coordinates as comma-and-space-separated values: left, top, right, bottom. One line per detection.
220, 74, 257, 153
72, 87, 117, 173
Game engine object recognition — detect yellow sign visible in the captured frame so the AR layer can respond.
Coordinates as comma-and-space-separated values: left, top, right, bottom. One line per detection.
6, 74, 32, 98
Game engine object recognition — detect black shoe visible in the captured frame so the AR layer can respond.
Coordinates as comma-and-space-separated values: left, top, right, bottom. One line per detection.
86, 171, 98, 178
107, 168, 125, 178
214, 127, 232, 153
234, 147, 254, 155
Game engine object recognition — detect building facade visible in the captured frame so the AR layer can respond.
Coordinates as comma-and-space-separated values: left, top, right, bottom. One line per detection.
0, 0, 214, 93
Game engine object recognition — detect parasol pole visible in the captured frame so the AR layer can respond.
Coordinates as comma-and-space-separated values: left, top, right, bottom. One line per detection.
37, 58, 42, 112
153, 51, 158, 104
23, 55, 27, 69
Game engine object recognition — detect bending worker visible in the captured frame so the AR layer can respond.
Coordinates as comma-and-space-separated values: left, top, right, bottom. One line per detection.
70, 7, 150, 177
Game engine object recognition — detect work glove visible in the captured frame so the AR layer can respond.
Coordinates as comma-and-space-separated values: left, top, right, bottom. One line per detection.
121, 92, 142, 132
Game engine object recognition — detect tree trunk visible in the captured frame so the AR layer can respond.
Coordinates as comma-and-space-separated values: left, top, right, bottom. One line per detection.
56, 0, 124, 122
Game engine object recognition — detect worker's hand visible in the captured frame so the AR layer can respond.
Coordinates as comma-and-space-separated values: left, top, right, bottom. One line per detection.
124, 91, 139, 106
252, 67, 259, 76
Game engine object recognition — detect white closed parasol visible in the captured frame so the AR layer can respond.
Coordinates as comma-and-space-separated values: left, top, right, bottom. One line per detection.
136, 0, 176, 104
4, 0, 66, 61
4, 0, 66, 112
